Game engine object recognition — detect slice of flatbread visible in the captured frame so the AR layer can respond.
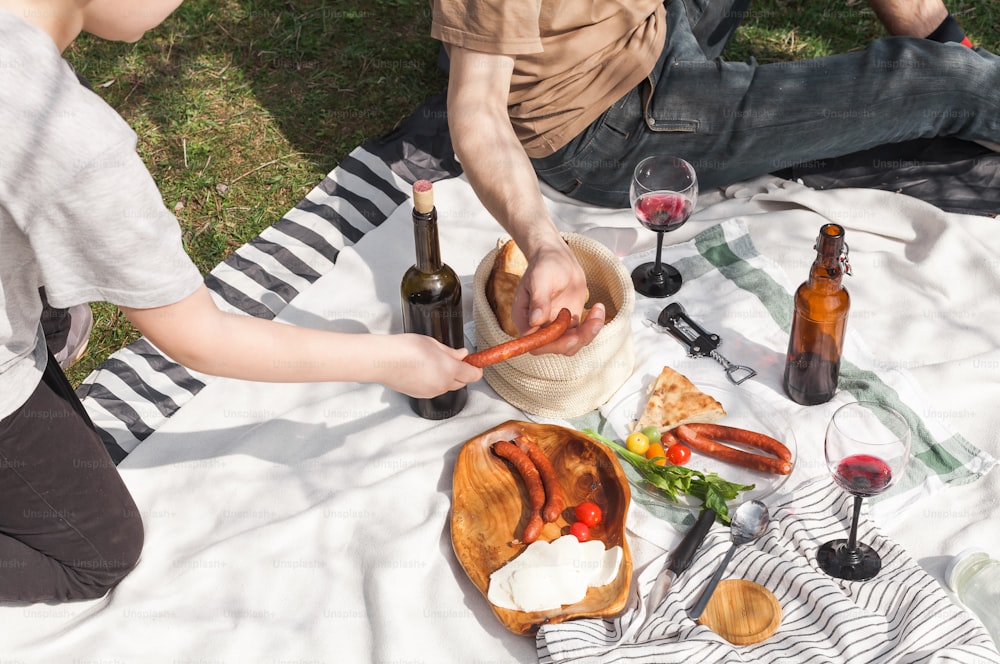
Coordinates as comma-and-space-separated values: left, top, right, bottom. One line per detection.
635, 366, 726, 433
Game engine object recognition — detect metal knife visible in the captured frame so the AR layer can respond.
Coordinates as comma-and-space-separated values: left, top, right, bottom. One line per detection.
645, 508, 717, 614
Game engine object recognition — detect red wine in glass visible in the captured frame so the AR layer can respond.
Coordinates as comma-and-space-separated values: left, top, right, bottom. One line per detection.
635, 192, 693, 232
629, 156, 698, 298
833, 454, 893, 497
817, 402, 911, 581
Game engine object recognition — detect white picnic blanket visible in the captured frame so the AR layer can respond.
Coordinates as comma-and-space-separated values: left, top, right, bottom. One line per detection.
2, 151, 999, 663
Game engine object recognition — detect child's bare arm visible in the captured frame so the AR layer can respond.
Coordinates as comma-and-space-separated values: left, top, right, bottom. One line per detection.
120, 285, 481, 398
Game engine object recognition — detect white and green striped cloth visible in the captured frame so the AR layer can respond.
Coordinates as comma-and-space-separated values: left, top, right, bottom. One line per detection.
538, 219, 998, 663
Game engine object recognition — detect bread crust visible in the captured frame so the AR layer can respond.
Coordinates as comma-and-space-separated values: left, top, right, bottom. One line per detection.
486, 240, 528, 337
487, 239, 591, 337
635, 366, 726, 432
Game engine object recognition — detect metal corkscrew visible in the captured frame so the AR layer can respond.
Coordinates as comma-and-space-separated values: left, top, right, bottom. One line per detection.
647, 302, 757, 385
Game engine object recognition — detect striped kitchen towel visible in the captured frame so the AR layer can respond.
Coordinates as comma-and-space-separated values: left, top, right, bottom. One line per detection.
536, 477, 1000, 663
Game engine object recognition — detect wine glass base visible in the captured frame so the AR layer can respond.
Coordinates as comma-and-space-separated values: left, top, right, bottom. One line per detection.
631, 261, 682, 298
817, 539, 882, 581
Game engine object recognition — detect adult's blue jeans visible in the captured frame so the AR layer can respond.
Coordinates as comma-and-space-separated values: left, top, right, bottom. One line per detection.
531, 0, 1000, 207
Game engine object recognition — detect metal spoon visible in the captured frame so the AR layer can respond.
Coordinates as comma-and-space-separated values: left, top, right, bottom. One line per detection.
688, 500, 770, 621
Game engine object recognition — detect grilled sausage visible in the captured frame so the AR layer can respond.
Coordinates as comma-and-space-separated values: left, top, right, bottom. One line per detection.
514, 434, 566, 523
492, 440, 546, 543
685, 423, 792, 462
465, 308, 572, 368
675, 425, 792, 475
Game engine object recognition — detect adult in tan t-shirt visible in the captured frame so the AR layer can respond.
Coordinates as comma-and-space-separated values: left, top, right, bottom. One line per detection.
433, 0, 998, 356
433, 0, 665, 157
430, 0, 667, 356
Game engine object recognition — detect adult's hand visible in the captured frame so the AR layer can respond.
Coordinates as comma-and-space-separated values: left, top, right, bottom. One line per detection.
512, 239, 606, 357
446, 45, 606, 357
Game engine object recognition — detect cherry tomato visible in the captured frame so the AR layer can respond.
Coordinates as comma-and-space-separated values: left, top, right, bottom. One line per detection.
645, 442, 667, 466
640, 426, 662, 446
625, 431, 650, 455
569, 521, 591, 542
666, 443, 692, 465
573, 501, 603, 527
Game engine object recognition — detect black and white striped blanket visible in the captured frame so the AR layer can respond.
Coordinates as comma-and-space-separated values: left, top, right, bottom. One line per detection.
77, 135, 432, 463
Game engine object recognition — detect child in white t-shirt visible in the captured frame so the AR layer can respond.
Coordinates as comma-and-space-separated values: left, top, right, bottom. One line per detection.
0, 0, 482, 603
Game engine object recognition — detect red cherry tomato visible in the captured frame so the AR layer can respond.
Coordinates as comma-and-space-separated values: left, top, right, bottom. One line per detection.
569, 521, 591, 542
666, 443, 691, 465
573, 501, 603, 528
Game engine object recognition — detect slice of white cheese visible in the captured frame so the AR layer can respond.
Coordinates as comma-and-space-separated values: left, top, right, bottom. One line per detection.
487, 535, 624, 612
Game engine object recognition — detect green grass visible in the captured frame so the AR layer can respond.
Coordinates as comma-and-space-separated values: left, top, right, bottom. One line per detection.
64, 0, 446, 382
63, 0, 998, 384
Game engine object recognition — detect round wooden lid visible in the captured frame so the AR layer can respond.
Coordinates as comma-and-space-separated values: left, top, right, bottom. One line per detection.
696, 579, 781, 645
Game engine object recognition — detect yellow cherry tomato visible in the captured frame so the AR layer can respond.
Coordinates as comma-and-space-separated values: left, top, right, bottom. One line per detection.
625, 431, 650, 455
645, 442, 668, 466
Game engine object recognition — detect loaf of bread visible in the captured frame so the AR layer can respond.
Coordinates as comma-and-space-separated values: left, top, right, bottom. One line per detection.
485, 240, 528, 337
486, 239, 590, 337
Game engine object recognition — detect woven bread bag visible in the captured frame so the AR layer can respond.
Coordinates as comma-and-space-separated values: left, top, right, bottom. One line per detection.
472, 233, 635, 418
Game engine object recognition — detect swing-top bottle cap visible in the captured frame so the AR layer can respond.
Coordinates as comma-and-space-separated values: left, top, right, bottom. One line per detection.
815, 223, 851, 275
413, 180, 434, 214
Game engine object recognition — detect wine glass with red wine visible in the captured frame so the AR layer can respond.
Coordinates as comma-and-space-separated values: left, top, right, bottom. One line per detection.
817, 401, 911, 581
629, 155, 698, 297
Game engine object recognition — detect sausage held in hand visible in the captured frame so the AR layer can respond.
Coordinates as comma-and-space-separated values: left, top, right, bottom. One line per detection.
465, 308, 572, 368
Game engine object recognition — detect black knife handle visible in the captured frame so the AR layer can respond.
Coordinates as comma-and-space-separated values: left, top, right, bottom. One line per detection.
669, 508, 717, 574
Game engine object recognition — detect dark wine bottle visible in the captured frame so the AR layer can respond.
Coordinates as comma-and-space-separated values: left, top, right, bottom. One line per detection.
783, 223, 851, 405
400, 180, 468, 419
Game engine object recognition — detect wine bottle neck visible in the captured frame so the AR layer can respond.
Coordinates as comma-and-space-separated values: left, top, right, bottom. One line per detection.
413, 210, 442, 273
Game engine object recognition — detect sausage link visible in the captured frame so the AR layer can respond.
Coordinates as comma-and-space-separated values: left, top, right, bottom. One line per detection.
465, 308, 572, 368
514, 435, 566, 523
491, 440, 546, 543
675, 425, 792, 475
686, 423, 792, 462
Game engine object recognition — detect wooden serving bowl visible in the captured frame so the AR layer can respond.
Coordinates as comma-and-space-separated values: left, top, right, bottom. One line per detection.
451, 420, 632, 635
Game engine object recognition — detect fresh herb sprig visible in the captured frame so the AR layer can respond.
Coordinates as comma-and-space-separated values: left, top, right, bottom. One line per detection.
584, 429, 754, 524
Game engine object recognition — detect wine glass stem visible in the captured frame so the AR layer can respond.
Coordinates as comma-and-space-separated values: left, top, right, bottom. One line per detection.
846, 494, 863, 554
652, 231, 665, 279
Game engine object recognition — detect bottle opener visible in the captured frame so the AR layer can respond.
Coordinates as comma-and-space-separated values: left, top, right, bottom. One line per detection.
649, 302, 757, 385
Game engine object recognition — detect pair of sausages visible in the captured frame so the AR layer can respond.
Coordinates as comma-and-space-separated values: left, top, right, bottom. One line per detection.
491, 435, 567, 544
674, 423, 793, 475
465, 309, 572, 368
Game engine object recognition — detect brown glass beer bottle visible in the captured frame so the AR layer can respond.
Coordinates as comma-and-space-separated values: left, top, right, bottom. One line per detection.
782, 223, 851, 405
